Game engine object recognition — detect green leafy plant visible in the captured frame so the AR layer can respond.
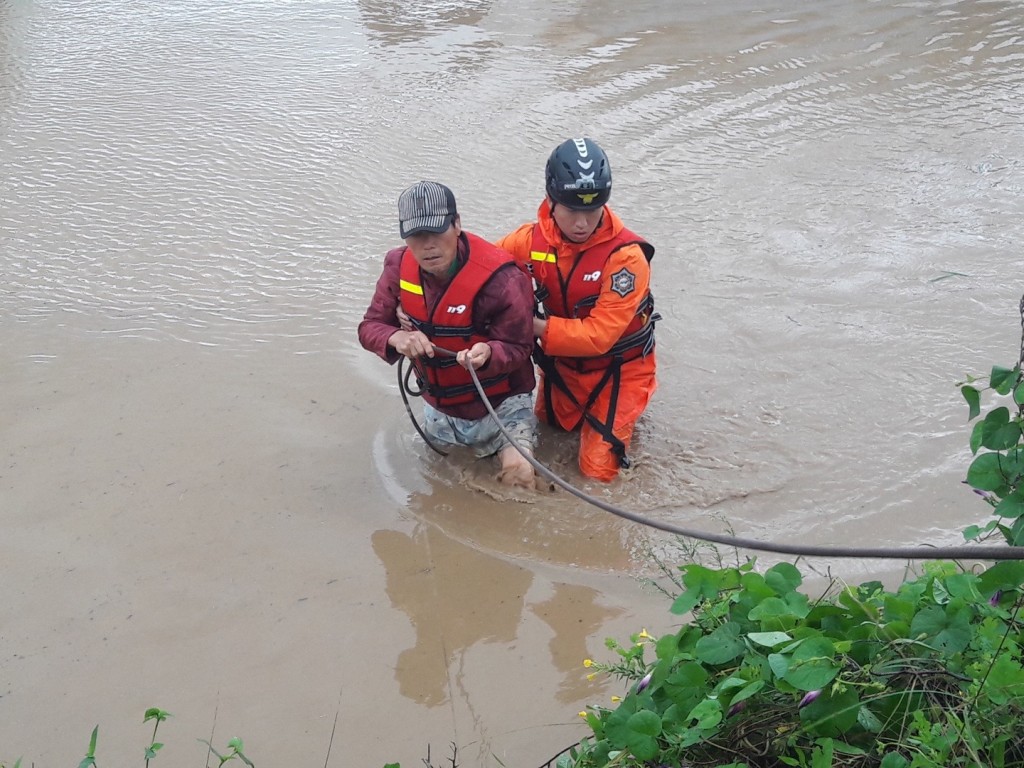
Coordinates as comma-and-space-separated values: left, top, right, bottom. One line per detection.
0, 709, 255, 768
78, 726, 99, 768
144, 707, 170, 766
560, 558, 1024, 768
198, 736, 254, 768
960, 360, 1024, 546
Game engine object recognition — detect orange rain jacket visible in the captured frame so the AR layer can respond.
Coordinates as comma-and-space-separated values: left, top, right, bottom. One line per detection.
496, 200, 658, 481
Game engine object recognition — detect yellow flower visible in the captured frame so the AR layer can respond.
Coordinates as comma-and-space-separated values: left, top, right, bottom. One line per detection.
583, 659, 594, 668
578, 711, 588, 719
611, 696, 621, 703
638, 628, 651, 640
586, 672, 597, 681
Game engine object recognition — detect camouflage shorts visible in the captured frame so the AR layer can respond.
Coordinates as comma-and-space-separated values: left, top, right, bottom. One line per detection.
422, 393, 538, 458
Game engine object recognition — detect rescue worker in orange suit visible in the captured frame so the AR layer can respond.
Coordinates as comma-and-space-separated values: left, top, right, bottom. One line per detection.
496, 138, 658, 482
358, 181, 538, 488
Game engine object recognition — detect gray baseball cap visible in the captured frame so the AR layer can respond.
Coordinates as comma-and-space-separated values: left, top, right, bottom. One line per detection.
398, 181, 458, 238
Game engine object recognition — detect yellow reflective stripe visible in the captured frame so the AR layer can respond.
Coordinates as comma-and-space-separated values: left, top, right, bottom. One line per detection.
399, 279, 423, 295
530, 250, 556, 263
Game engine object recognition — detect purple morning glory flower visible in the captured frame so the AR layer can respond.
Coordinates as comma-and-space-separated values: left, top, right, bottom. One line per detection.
990, 590, 1003, 606
798, 690, 821, 709
634, 671, 653, 694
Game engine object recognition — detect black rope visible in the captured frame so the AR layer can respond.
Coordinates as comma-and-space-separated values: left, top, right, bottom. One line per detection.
397, 356, 448, 456
432, 345, 1024, 562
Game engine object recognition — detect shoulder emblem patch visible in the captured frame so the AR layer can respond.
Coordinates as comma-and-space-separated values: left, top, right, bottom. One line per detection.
609, 268, 636, 298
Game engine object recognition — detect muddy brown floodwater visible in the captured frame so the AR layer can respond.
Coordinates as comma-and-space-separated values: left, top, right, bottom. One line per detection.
2, 0, 1023, 765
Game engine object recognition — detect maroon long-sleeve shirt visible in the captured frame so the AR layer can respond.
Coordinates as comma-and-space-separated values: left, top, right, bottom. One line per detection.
357, 232, 536, 421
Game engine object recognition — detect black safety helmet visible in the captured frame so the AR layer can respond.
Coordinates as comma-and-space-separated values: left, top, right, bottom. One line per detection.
545, 137, 612, 210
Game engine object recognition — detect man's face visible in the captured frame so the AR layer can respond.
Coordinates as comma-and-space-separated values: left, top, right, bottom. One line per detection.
551, 203, 603, 243
404, 216, 461, 276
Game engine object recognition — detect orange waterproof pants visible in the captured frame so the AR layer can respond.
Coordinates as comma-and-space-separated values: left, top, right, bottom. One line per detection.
535, 355, 657, 482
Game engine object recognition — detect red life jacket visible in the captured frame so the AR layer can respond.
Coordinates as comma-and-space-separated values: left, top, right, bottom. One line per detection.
399, 233, 516, 409
529, 224, 657, 372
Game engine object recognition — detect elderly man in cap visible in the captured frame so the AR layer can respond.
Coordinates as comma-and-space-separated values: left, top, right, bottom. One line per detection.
358, 181, 538, 488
